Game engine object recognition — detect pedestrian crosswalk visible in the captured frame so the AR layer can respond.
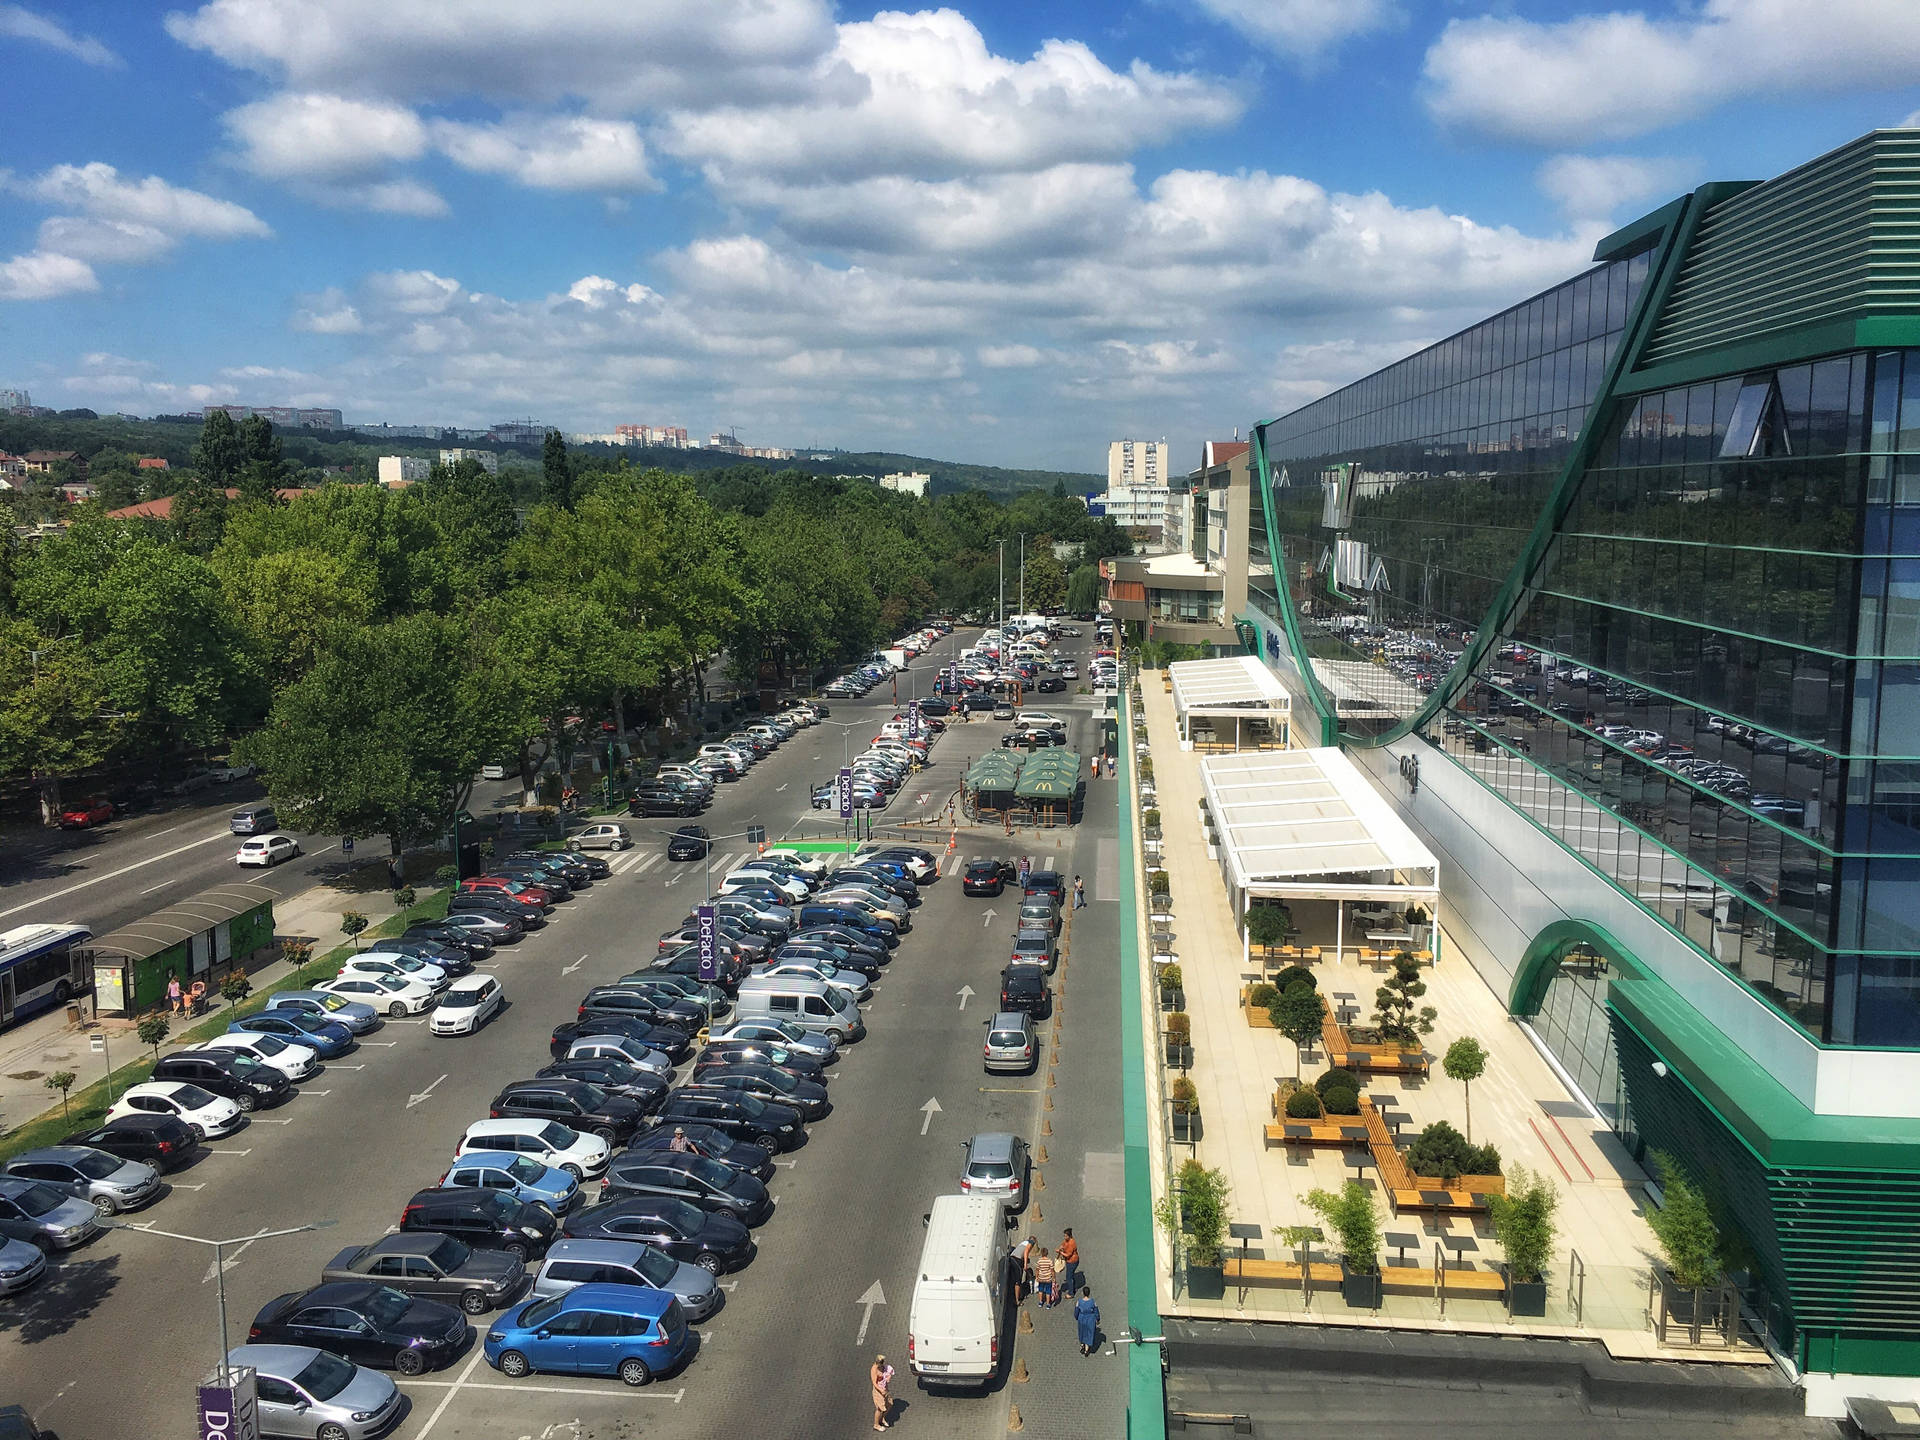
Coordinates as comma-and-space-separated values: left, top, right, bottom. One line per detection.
938, 848, 1066, 877
606, 849, 660, 876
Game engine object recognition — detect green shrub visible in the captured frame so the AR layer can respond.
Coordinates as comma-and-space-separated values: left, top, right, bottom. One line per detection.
1170, 1075, 1199, 1115
1245, 906, 1291, 948
1155, 1159, 1230, 1267
1270, 965, 1315, 994
1466, 1144, 1502, 1175
1284, 1088, 1324, 1119
1407, 1121, 1473, 1180
1306, 1181, 1381, 1274
1247, 983, 1279, 1010
1314, 1067, 1360, 1096
1646, 1151, 1725, 1288
1159, 964, 1184, 990
392, 885, 417, 909
1487, 1166, 1558, 1282
1164, 1012, 1191, 1041
1321, 1085, 1360, 1116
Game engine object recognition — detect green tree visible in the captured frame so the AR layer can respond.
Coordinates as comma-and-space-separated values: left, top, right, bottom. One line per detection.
1065, 563, 1100, 615
1373, 952, 1437, 1048
1485, 1166, 1558, 1283
412, 458, 519, 600
1442, 1036, 1489, 1141
542, 429, 574, 511
44, 1070, 77, 1122
340, 911, 369, 950
236, 413, 288, 506
1646, 1152, 1725, 1288
1306, 1180, 1381, 1274
137, 1013, 170, 1061
191, 409, 245, 492
1269, 983, 1326, 1078
0, 622, 116, 824
169, 471, 230, 553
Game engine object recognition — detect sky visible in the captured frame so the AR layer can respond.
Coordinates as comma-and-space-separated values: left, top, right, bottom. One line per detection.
3, 1, 1919, 473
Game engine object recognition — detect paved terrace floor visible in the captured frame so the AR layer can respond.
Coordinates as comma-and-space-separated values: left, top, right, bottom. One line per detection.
1130, 674, 1764, 1362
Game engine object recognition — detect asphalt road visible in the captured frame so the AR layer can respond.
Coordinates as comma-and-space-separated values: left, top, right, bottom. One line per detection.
1, 627, 1128, 1440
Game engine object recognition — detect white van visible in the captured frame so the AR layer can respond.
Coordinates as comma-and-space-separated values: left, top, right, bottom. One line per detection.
909, 1194, 1008, 1387
733, 975, 867, 1045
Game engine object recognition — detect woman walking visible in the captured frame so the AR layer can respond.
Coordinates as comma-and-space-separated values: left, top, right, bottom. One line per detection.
1075, 1287, 1101, 1356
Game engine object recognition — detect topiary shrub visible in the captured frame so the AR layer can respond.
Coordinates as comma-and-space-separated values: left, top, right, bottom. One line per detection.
1284, 1088, 1324, 1119
1407, 1121, 1501, 1179
1270, 965, 1316, 994
1315, 1067, 1360, 1096
1247, 983, 1279, 1010
1322, 1085, 1360, 1116
1245, 905, 1291, 949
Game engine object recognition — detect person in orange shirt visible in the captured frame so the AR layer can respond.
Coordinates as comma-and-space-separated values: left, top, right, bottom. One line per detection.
1057, 1228, 1081, 1300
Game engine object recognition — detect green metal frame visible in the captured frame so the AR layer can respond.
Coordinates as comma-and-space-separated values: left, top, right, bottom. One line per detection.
1242, 438, 1340, 747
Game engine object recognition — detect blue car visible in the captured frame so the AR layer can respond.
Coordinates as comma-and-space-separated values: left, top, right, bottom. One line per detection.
484, 1283, 690, 1386
231, 1010, 356, 1058
442, 1152, 580, 1214
269, 990, 380, 1035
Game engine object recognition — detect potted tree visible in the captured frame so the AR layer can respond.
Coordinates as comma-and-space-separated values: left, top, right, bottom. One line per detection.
1486, 1166, 1557, 1316
1156, 1159, 1229, 1299
1242, 982, 1279, 1028
1142, 807, 1162, 842
1245, 905, 1291, 960
1159, 964, 1185, 1012
1164, 1012, 1193, 1069
1270, 983, 1327, 1079
1169, 1074, 1201, 1141
1306, 1181, 1383, 1309
1644, 1151, 1727, 1327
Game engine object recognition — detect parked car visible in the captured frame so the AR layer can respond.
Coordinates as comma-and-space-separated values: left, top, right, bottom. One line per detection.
569, 822, 633, 852
60, 1114, 198, 1172
196, 1031, 321, 1081
457, 1118, 612, 1180
399, 1188, 557, 1261
0, 1177, 99, 1251
530, 1236, 721, 1321
683, 1064, 830, 1121
460, 875, 558, 909
536, 1057, 669, 1109
149, 1050, 292, 1111
561, 1196, 754, 1274
57, 799, 113, 830
577, 985, 705, 1032
487, 1079, 643, 1145
338, 953, 449, 990
446, 892, 547, 929
441, 1151, 580, 1215
620, 1122, 776, 1183
2, 1146, 162, 1215
227, 1344, 402, 1440
0, 1238, 46, 1296
666, 825, 711, 861
247, 1281, 469, 1375
1023, 869, 1066, 903
998, 965, 1052, 1019
705, 1018, 836, 1062
982, 1010, 1038, 1074
104, 1079, 246, 1138
237, 834, 301, 867
378, 937, 474, 976
629, 787, 701, 818
550, 1016, 692, 1065
267, 991, 380, 1034
958, 1131, 1031, 1211
483, 1284, 690, 1386
323, 1233, 528, 1315
694, 1039, 827, 1083
419, 912, 521, 945
650, 1090, 801, 1154
431, 974, 505, 1036
319, 972, 438, 1017
597, 1152, 774, 1226
1008, 927, 1058, 973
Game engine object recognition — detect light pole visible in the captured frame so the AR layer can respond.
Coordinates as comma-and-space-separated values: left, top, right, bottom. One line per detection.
997, 539, 1006, 637
1019, 534, 1027, 618
107, 1218, 336, 1381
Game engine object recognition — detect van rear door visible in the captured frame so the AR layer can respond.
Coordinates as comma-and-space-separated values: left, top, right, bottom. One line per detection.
910, 1283, 994, 1376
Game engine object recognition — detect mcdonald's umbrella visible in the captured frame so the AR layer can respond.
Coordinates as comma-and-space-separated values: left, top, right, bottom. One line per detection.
1020, 750, 1080, 778
1016, 768, 1079, 800
967, 754, 1024, 785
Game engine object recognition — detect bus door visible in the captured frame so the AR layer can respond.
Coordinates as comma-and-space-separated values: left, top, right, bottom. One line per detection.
0, 969, 14, 1024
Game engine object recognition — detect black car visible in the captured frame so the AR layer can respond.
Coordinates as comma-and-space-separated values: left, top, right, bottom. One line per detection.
561, 1197, 753, 1274
537, 1058, 670, 1110
61, 1115, 198, 1171
685, 908, 788, 942
692, 1042, 827, 1083
1024, 869, 1066, 904
775, 941, 883, 980
150, 1050, 291, 1111
630, 787, 700, 818
488, 1079, 644, 1144
791, 926, 889, 966
248, 1281, 469, 1375
550, 1016, 692, 1064
563, 851, 613, 879
684, 1065, 830, 1121
667, 825, 711, 861
597, 1152, 774, 1226
650, 948, 749, 992
652, 1090, 801, 1153
400, 1187, 557, 1260
447, 891, 547, 928
578, 985, 705, 1031
961, 691, 997, 712
379, 938, 474, 976
405, 922, 500, 957
999, 965, 1052, 1019
621, 1122, 776, 1183
962, 859, 1016, 896
511, 851, 594, 887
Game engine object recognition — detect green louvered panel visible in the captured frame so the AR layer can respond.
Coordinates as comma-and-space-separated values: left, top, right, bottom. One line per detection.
1641, 132, 1920, 367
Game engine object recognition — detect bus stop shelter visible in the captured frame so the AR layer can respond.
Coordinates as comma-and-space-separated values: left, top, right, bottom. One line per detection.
1198, 747, 1440, 964
1168, 655, 1291, 751
89, 882, 278, 1017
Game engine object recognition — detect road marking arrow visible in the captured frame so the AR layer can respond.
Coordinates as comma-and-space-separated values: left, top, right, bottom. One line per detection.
956, 985, 974, 1010
775, 783, 789, 792
855, 1280, 886, 1345
406, 1074, 448, 1109
326, 1064, 366, 1071
919, 1096, 942, 1136
562, 953, 586, 975
981, 906, 997, 928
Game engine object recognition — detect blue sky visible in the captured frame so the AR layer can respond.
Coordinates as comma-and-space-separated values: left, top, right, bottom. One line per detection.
3, 0, 1918, 472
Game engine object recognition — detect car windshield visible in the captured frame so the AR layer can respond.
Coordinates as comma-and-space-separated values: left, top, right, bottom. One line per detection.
317, 995, 350, 1012
989, 1030, 1026, 1047
368, 976, 405, 993
223, 1052, 264, 1072
573, 1083, 610, 1109
1015, 937, 1046, 953
536, 1122, 580, 1149
730, 1093, 766, 1118
171, 1083, 217, 1107
481, 1191, 521, 1219
508, 1156, 547, 1184
365, 1286, 413, 1328
292, 1349, 358, 1402
427, 1236, 470, 1270
634, 1246, 678, 1285
440, 988, 481, 1008
71, 1150, 122, 1179
249, 1035, 289, 1055
13, 1183, 66, 1216
662, 1199, 705, 1230
519, 1295, 566, 1329
690, 1157, 736, 1188
754, 1068, 796, 1092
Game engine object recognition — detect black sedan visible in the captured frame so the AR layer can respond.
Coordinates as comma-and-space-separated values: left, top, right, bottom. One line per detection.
963, 859, 1017, 896
621, 1122, 776, 1183
1036, 675, 1067, 693
667, 825, 711, 861
1024, 869, 1067, 904
597, 1152, 774, 1225
693, 1040, 828, 1083
247, 1281, 469, 1375
403, 922, 497, 959
561, 1197, 754, 1274
536, 1058, 670, 1110
550, 1016, 692, 1064
683, 1065, 830, 1121
918, 697, 953, 716
630, 787, 701, 818
61, 1115, 198, 1172
652, 1090, 802, 1153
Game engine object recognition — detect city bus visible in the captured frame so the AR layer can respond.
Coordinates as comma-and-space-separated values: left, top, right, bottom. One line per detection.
0, 924, 93, 1026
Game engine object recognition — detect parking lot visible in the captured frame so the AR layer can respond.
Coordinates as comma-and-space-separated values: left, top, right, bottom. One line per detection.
1, 625, 1127, 1440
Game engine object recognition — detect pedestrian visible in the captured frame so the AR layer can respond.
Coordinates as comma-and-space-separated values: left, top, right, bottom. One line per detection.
1058, 1228, 1081, 1297
870, 1353, 892, 1430
1072, 876, 1086, 910
1012, 1233, 1036, 1300
1033, 1245, 1056, 1308
668, 1127, 694, 1154
1019, 855, 1031, 888
165, 972, 184, 1016
1075, 1287, 1101, 1356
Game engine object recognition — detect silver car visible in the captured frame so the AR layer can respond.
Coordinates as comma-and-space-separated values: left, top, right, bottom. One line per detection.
3, 1146, 162, 1215
228, 1344, 402, 1440
959, 1131, 1031, 1212
0, 1235, 47, 1294
531, 1237, 721, 1320
983, 1011, 1037, 1075
0, 1177, 99, 1250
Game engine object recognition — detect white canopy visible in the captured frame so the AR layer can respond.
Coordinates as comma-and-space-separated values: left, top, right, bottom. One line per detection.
1199, 746, 1439, 905
1168, 655, 1290, 750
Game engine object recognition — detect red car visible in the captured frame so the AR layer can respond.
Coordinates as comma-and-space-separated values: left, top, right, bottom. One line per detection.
58, 798, 114, 829
459, 875, 555, 909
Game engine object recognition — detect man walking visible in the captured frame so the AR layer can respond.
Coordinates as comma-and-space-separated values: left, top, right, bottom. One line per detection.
1072, 876, 1086, 910
1057, 1228, 1081, 1298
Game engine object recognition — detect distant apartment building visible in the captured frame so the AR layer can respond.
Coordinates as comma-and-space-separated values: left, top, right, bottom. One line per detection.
0, 388, 30, 414
200, 404, 343, 429
1104, 437, 1175, 544
614, 424, 690, 447
487, 421, 545, 446
1107, 438, 1168, 489
877, 471, 931, 498
377, 455, 430, 487
439, 448, 499, 474
20, 450, 83, 476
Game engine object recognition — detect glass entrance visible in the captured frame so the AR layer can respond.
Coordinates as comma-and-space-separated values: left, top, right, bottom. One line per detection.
1524, 945, 1635, 1144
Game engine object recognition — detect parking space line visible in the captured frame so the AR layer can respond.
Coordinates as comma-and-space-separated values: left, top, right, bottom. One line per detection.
398, 1378, 685, 1401
327, 1064, 365, 1071
408, 1348, 487, 1439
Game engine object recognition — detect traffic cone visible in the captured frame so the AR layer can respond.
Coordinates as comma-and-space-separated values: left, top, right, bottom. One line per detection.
1047, 1067, 1056, 1089
1044, 1091, 1054, 1111
1032, 1201, 1043, 1223
1019, 1306, 1035, 1334
1041, 1116, 1052, 1136
1033, 1169, 1045, 1191
1013, 1357, 1030, 1383
1036, 1145, 1048, 1164
1008, 1404, 1025, 1432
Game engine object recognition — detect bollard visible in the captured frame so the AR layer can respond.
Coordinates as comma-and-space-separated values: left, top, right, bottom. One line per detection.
1041, 1116, 1052, 1136
1013, 1357, 1029, 1383
1019, 1306, 1035, 1334
1036, 1144, 1048, 1164
1033, 1168, 1045, 1191
1009, 1404, 1025, 1432
1047, 1067, 1056, 1088
1044, 1091, 1054, 1111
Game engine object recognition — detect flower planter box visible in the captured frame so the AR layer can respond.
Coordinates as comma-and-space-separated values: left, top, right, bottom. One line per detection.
1171, 1108, 1201, 1141
1165, 1040, 1193, 1069
1239, 988, 1276, 1028
1187, 1262, 1225, 1300
1339, 1259, 1383, 1310
1159, 986, 1184, 1012
1506, 1274, 1547, 1317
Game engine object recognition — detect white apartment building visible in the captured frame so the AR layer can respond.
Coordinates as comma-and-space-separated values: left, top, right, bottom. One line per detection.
877, 472, 931, 498
1107, 438, 1168, 490
377, 455, 430, 487
439, 448, 499, 474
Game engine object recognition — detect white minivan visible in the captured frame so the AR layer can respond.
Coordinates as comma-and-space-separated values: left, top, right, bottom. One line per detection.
733, 975, 866, 1045
909, 1194, 1008, 1387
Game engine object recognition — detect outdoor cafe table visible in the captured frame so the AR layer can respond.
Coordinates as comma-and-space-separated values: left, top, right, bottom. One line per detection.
1367, 931, 1416, 948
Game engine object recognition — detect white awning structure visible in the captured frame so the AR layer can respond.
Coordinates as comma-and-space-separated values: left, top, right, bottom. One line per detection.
1303, 657, 1428, 725
1199, 746, 1439, 907
1168, 655, 1290, 751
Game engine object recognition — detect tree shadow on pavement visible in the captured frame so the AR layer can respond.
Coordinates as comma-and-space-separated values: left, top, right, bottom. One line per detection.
0, 1248, 122, 1344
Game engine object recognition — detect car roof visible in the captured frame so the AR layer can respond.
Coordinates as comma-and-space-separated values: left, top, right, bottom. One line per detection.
989, 1010, 1030, 1029
551, 1282, 675, 1317
451, 1150, 544, 1170
12, 1146, 100, 1165
444, 974, 496, 994
965, 1131, 1021, 1162
228, 1343, 328, 1376
365, 1233, 445, 1257
544, 1237, 649, 1263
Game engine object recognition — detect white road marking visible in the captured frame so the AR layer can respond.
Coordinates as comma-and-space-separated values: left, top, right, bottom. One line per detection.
0, 828, 237, 920
409, 1348, 489, 1438
399, 1378, 684, 1403
359, 1041, 398, 1047
206, 1148, 253, 1155
855, 1280, 887, 1345
167, 1182, 206, 1191
252, 1117, 295, 1125
956, 984, 974, 1010
919, 1096, 942, 1135
300, 1089, 332, 1096
140, 880, 174, 896
326, 1064, 366, 1071
561, 954, 586, 975
407, 1074, 448, 1108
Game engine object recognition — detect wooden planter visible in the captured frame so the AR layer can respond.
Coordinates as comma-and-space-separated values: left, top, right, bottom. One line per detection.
1239, 988, 1276, 1028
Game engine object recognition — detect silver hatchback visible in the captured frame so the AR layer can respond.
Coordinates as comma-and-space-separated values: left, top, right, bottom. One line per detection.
982, 1011, 1037, 1075
531, 1237, 721, 1320
3, 1146, 162, 1215
228, 1344, 402, 1440
0, 1177, 98, 1251
959, 1131, 1031, 1212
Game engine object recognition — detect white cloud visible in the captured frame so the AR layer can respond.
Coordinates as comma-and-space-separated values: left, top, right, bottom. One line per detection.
1424, 0, 1920, 145
1903, 108, 1920, 128
566, 276, 658, 308
0, 4, 120, 67
341, 179, 449, 217
1188, 0, 1396, 61
364, 269, 463, 315
1536, 153, 1696, 221
224, 91, 429, 179
292, 289, 364, 334
664, 9, 1242, 182
35, 217, 174, 265
0, 250, 98, 301
979, 344, 1044, 369
433, 115, 655, 191
26, 163, 270, 239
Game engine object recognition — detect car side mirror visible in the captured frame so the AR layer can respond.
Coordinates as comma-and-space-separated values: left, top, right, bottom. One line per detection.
535, 1329, 552, 1340
922, 1212, 931, 1227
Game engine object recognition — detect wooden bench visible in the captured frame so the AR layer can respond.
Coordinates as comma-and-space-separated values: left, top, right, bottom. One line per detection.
1357, 1099, 1502, 1215
1220, 1257, 1344, 1289
1223, 1258, 1508, 1299
1322, 1016, 1430, 1076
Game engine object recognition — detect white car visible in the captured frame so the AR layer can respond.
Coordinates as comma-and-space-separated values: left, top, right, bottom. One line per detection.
197, 1032, 319, 1081
855, 848, 938, 882
720, 871, 808, 903
431, 974, 504, 1035
480, 761, 511, 780
105, 1082, 244, 1139
213, 763, 256, 782
456, 1118, 610, 1179
236, 834, 300, 868
319, 972, 437, 1017
758, 848, 828, 878
340, 953, 449, 989
750, 958, 871, 1002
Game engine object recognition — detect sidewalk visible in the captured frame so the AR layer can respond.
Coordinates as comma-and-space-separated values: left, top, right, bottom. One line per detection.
0, 864, 411, 1138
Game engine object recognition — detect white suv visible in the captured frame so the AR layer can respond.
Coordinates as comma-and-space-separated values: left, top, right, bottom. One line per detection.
456, 1118, 610, 1179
